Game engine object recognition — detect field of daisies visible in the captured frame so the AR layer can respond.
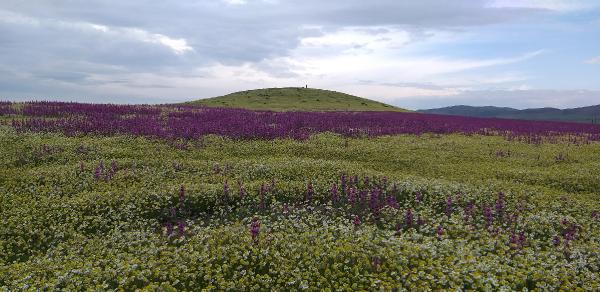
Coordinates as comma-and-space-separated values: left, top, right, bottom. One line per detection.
1, 102, 599, 290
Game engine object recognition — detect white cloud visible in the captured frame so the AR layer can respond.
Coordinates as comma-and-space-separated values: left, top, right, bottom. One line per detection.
487, 0, 596, 12
585, 56, 600, 64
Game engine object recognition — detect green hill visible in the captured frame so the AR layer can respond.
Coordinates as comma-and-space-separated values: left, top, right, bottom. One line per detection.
187, 87, 406, 112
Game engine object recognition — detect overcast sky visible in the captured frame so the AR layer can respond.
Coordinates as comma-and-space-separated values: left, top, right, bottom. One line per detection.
1, 0, 600, 109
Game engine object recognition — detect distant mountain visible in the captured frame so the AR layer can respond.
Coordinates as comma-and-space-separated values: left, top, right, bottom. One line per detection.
418, 105, 600, 124
186, 87, 407, 112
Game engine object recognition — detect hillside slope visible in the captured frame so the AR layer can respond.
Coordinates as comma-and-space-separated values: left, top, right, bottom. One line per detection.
187, 87, 406, 112
419, 104, 600, 124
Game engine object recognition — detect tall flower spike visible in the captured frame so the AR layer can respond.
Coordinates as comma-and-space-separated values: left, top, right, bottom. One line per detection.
445, 196, 453, 217
250, 217, 260, 244
330, 183, 339, 203
405, 208, 414, 229
179, 185, 186, 208
305, 181, 314, 203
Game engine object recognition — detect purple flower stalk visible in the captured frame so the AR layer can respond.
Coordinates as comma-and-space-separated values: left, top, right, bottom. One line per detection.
179, 185, 186, 208
552, 235, 561, 246
165, 222, 174, 237
495, 192, 505, 220
250, 217, 260, 243
415, 191, 423, 203
436, 225, 444, 237
483, 205, 493, 228
238, 180, 246, 200
353, 215, 361, 227
79, 161, 84, 173
223, 180, 230, 202
405, 208, 414, 229
445, 196, 453, 217
305, 181, 314, 202
330, 183, 339, 203
177, 220, 186, 237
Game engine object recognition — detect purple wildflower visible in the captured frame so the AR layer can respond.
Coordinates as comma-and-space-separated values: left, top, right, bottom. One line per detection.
110, 160, 118, 173
386, 195, 399, 209
347, 187, 357, 205
592, 211, 599, 220
353, 215, 361, 227
177, 220, 186, 237
552, 235, 561, 246
250, 217, 260, 243
179, 185, 186, 208
436, 225, 444, 238
483, 205, 493, 228
445, 196, 453, 217
330, 183, 339, 203
495, 192, 505, 220
223, 180, 230, 203
238, 180, 246, 200
305, 181, 314, 202
165, 222, 174, 237
415, 191, 423, 203
405, 208, 414, 229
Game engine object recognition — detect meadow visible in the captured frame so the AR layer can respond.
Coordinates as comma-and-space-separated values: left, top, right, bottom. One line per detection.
1, 101, 599, 290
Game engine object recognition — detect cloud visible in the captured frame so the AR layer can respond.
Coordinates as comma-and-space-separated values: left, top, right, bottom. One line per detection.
0, 0, 597, 108
585, 56, 600, 64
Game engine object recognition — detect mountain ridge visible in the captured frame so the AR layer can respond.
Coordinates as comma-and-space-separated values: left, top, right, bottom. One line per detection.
418, 104, 600, 124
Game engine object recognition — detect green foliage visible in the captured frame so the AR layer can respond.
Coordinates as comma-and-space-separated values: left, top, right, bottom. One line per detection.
186, 87, 407, 112
0, 128, 599, 290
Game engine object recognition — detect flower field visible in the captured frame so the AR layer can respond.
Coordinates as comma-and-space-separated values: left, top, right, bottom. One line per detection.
0, 102, 599, 290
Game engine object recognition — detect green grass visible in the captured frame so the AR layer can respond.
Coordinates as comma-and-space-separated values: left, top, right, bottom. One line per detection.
186, 87, 407, 112
1, 126, 599, 289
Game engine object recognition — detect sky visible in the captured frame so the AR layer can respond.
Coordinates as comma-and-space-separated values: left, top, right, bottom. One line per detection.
1, 0, 600, 110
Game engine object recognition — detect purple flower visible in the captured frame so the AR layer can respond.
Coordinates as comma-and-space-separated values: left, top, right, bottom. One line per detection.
340, 174, 347, 192
415, 191, 423, 203
79, 161, 84, 173
552, 235, 561, 246
110, 160, 118, 173
179, 185, 186, 208
94, 161, 103, 181
250, 217, 260, 243
495, 192, 505, 220
238, 180, 246, 200
404, 208, 414, 229
592, 211, 599, 220
305, 181, 314, 202
283, 203, 289, 214
347, 187, 357, 205
436, 225, 444, 237
445, 196, 453, 217
353, 215, 361, 227
483, 205, 493, 228
386, 195, 399, 209
177, 220, 186, 237
165, 222, 174, 237
330, 183, 339, 203
464, 201, 475, 222
223, 180, 230, 202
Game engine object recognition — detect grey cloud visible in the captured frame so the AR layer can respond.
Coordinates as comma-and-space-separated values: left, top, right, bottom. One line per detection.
0, 1, 552, 102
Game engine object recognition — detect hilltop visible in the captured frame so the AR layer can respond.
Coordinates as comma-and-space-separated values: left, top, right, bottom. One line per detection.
186, 87, 406, 112
419, 104, 600, 124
